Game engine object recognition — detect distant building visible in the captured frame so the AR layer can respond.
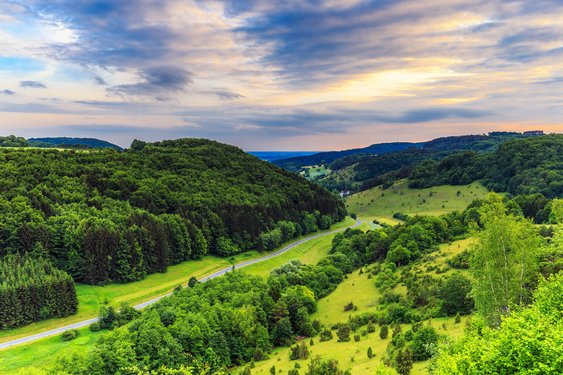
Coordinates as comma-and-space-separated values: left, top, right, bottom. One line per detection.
523, 130, 544, 136
340, 190, 351, 198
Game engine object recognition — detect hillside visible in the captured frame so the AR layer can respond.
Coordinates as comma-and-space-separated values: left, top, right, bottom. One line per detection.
283, 132, 549, 193
0, 138, 345, 288
345, 180, 488, 224
274, 142, 422, 171
409, 134, 563, 198
27, 137, 123, 150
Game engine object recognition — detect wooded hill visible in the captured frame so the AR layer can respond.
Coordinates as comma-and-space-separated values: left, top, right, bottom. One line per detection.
288, 133, 562, 200
0, 138, 345, 286
0, 135, 122, 150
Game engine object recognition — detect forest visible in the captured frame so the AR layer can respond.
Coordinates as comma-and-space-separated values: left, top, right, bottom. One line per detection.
0, 138, 344, 327
293, 132, 559, 194
40, 195, 562, 374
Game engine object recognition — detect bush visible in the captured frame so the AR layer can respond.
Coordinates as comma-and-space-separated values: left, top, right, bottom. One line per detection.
336, 324, 351, 342
354, 334, 360, 342
61, 329, 79, 341
343, 302, 354, 311
89, 322, 101, 332
319, 329, 333, 342
380, 325, 389, 339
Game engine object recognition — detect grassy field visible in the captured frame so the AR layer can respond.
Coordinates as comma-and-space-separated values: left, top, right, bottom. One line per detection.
312, 268, 382, 326
247, 237, 475, 375
345, 180, 488, 224
0, 217, 356, 374
245, 315, 468, 375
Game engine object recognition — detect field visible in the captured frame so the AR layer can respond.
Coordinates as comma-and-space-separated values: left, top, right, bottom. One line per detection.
345, 180, 488, 224
245, 315, 468, 375
247, 237, 474, 375
0, 218, 356, 374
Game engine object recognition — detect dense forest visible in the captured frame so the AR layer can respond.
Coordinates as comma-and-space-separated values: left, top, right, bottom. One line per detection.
409, 134, 563, 198
275, 131, 539, 175
291, 132, 553, 193
45, 195, 562, 374
0, 255, 77, 329
0, 138, 344, 286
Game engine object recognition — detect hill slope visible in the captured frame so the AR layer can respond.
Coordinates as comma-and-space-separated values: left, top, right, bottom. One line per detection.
0, 138, 345, 286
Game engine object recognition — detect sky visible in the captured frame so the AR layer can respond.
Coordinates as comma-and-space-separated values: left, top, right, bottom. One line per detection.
0, 0, 562, 150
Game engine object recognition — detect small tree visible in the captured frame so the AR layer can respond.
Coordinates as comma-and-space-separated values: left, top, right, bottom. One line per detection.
336, 324, 351, 342
270, 365, 276, 375
379, 325, 389, 339
188, 276, 198, 288
395, 348, 413, 375
367, 321, 376, 333
367, 347, 374, 359
319, 328, 333, 342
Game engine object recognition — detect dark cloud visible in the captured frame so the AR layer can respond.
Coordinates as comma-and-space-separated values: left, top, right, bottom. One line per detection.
1, 89, 15, 95
107, 66, 192, 98
20, 81, 47, 89
497, 27, 563, 62
372, 108, 492, 123
208, 89, 245, 100
33, 1, 181, 69
94, 76, 107, 85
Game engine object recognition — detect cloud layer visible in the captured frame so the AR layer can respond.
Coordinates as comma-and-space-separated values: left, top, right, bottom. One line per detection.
0, 0, 562, 149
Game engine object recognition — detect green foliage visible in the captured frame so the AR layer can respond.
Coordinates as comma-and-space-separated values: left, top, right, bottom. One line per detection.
0, 255, 77, 329
304, 356, 351, 375
336, 323, 351, 342
61, 329, 80, 341
379, 325, 389, 339
432, 272, 563, 374
409, 135, 563, 198
471, 195, 542, 326
0, 139, 345, 285
410, 326, 438, 361
439, 273, 474, 316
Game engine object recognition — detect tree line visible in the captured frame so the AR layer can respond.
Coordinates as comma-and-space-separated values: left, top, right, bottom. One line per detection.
0, 255, 77, 329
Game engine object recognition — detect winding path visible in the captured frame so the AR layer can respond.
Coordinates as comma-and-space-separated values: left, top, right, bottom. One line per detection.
0, 219, 360, 350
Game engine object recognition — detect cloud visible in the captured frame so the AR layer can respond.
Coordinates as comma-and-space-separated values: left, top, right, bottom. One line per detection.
107, 66, 193, 98
94, 76, 107, 85
206, 89, 245, 100
20, 81, 47, 89
1, 89, 15, 95
372, 108, 492, 123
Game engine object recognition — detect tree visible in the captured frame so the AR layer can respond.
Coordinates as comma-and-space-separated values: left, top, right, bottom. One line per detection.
395, 348, 413, 375
410, 326, 438, 361
336, 324, 351, 342
188, 276, 198, 288
367, 347, 374, 359
440, 273, 474, 316
432, 273, 563, 374
380, 325, 389, 339
471, 195, 541, 326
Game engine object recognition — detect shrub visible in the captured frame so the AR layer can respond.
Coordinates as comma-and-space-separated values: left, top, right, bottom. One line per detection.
89, 322, 101, 332
380, 325, 389, 339
61, 329, 79, 341
319, 329, 333, 342
336, 324, 351, 342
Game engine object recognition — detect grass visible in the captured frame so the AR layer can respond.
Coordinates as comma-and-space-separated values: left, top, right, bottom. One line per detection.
312, 269, 382, 326
301, 165, 331, 179
243, 315, 469, 375
0, 217, 356, 374
345, 180, 488, 224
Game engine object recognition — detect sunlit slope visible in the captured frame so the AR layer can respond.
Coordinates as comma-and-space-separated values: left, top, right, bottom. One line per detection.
345, 180, 488, 223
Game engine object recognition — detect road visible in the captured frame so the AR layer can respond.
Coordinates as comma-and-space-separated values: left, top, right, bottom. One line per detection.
0, 219, 360, 350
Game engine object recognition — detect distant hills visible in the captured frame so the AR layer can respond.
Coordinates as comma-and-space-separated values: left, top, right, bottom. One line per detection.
0, 135, 122, 150
28, 137, 123, 150
273, 131, 554, 193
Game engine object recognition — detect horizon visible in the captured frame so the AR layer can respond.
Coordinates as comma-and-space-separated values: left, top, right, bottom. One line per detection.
1, 1, 563, 149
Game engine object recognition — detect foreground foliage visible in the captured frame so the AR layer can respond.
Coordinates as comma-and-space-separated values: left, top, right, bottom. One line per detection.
431, 272, 563, 374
